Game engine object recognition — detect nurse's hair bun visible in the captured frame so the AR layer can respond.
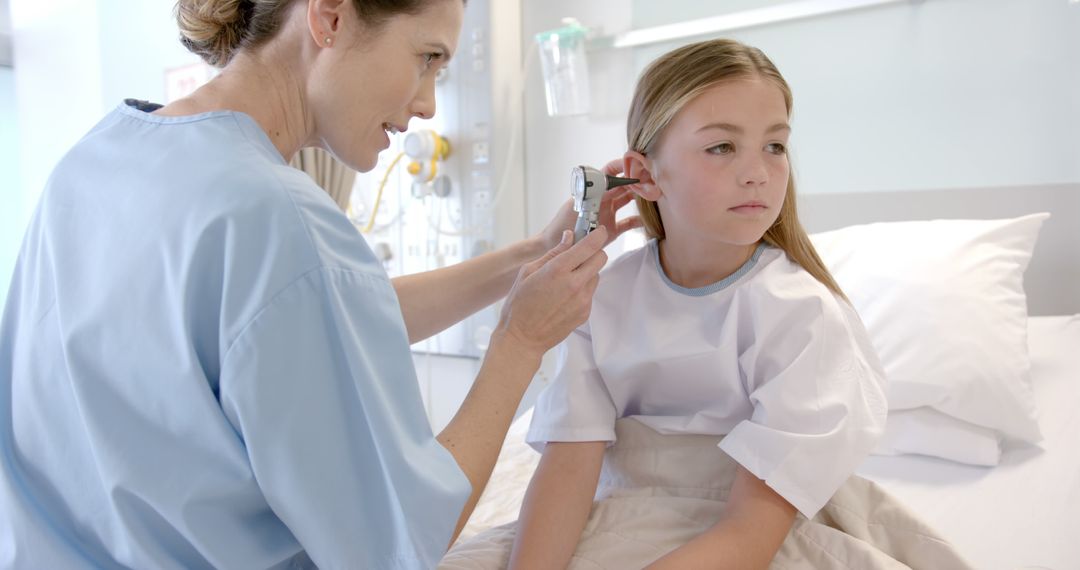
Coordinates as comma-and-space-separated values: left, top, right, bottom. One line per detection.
175, 0, 452, 68
175, 0, 253, 67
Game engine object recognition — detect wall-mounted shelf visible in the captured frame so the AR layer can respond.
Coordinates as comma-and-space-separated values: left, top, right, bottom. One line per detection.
587, 0, 920, 50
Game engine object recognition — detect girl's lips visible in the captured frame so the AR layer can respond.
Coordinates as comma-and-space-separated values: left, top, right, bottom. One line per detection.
729, 204, 767, 214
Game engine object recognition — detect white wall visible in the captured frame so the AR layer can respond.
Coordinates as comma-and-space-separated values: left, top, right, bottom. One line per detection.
4, 0, 203, 306
97, 0, 201, 109
523, 0, 1080, 233
11, 0, 104, 207
0, 0, 10, 35
0, 0, 15, 301
11, 0, 202, 201
522, 0, 637, 237
631, 0, 1080, 195
5, 0, 106, 306
0, 67, 19, 304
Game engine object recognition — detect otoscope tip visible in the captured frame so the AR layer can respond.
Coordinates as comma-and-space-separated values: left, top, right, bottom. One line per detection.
605, 175, 640, 189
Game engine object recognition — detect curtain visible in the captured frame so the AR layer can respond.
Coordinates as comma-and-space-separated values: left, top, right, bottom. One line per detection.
289, 147, 357, 213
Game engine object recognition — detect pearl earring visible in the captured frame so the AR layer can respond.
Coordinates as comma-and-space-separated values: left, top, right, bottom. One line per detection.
324, 37, 332, 45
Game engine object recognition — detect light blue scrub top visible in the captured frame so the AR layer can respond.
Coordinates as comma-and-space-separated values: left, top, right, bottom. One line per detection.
0, 100, 471, 569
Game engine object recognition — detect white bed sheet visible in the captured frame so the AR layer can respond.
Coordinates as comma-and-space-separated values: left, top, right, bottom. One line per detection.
857, 315, 1080, 570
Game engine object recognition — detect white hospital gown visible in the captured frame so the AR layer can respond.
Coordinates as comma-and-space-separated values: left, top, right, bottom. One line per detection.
526, 241, 887, 518
0, 100, 470, 569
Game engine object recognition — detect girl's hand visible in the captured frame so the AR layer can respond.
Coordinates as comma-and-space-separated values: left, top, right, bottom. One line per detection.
537, 159, 643, 252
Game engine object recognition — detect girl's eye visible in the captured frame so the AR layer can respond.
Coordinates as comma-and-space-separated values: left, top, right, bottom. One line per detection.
767, 142, 787, 155
707, 142, 734, 155
424, 52, 445, 67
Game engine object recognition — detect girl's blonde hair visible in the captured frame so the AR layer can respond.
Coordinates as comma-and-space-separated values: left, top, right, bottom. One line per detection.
627, 38, 846, 300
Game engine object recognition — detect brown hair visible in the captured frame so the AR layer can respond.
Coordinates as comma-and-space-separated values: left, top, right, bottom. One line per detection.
176, 0, 448, 67
627, 38, 846, 299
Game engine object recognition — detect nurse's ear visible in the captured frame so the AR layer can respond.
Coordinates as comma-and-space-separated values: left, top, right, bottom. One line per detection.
623, 151, 662, 202
308, 0, 349, 49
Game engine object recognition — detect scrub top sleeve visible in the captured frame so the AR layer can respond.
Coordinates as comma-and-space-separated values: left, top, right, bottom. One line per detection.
526, 324, 618, 452
219, 267, 470, 569
718, 293, 887, 519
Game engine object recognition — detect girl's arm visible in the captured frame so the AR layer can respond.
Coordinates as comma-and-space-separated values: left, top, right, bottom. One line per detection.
645, 466, 797, 570
508, 441, 607, 570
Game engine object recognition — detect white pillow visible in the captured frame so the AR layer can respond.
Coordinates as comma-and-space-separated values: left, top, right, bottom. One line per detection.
874, 407, 1001, 466
810, 213, 1049, 446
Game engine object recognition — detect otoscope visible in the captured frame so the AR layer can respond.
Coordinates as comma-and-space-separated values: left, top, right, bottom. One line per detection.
571, 166, 639, 242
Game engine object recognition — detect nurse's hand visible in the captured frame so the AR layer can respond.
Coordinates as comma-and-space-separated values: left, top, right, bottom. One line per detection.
439, 228, 608, 545
495, 227, 609, 362
537, 158, 643, 251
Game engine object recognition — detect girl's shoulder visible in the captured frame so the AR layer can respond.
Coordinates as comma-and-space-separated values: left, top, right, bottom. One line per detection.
603, 240, 655, 275
737, 247, 854, 323
592, 240, 654, 292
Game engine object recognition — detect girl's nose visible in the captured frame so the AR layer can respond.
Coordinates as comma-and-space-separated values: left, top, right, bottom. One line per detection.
738, 155, 769, 187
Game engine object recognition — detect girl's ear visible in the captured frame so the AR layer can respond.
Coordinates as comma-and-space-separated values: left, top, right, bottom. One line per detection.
623, 151, 662, 202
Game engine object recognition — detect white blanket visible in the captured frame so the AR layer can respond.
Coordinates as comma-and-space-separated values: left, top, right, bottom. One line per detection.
441, 418, 972, 569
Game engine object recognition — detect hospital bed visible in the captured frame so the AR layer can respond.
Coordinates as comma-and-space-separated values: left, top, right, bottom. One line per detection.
456, 183, 1080, 570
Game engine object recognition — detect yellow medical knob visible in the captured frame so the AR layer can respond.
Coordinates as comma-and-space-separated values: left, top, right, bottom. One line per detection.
434, 135, 451, 161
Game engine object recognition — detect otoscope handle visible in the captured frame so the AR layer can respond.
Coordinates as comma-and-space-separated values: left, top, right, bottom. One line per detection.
573, 216, 591, 243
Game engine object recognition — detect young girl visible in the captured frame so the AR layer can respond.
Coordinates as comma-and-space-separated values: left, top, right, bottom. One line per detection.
442, 38, 970, 570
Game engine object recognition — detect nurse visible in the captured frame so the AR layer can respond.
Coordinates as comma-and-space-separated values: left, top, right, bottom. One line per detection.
0, 0, 639, 568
